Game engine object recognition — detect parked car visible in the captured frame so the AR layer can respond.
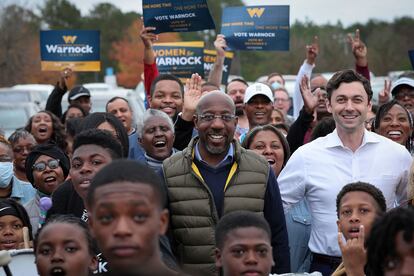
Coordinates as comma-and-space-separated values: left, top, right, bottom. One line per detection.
12, 84, 54, 102
62, 87, 146, 126
0, 86, 52, 109
0, 102, 40, 138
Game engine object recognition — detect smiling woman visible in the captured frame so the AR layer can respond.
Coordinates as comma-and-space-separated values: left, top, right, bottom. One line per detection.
137, 109, 176, 171
373, 100, 414, 153
24, 144, 70, 235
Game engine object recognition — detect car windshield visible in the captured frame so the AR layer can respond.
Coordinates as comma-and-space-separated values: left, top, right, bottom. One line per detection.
0, 106, 30, 130
0, 91, 31, 102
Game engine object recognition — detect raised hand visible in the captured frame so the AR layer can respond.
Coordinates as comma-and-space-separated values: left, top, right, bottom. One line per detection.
139, 18, 158, 49
306, 36, 319, 65
338, 225, 366, 276
182, 73, 203, 121
378, 79, 392, 105
348, 29, 368, 66
59, 67, 73, 90
300, 75, 318, 114
214, 34, 227, 58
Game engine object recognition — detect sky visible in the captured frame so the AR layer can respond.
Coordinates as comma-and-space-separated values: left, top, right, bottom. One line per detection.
19, 0, 414, 27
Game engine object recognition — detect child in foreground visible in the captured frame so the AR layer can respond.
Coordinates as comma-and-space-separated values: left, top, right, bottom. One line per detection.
333, 181, 387, 276
34, 215, 97, 276
215, 210, 274, 276
86, 159, 179, 276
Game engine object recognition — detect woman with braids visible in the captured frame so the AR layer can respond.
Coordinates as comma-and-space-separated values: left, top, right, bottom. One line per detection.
366, 206, 414, 275
25, 111, 67, 153
373, 100, 414, 154
0, 199, 33, 250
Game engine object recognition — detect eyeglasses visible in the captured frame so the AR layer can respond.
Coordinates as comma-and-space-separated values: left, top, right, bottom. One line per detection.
311, 86, 326, 93
198, 114, 236, 122
13, 146, 34, 154
395, 91, 414, 100
32, 159, 60, 172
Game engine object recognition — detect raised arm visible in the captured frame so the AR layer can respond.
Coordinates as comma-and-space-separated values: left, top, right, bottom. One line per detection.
173, 73, 203, 150
45, 68, 72, 118
207, 34, 227, 87
293, 36, 318, 118
140, 20, 159, 100
348, 29, 370, 81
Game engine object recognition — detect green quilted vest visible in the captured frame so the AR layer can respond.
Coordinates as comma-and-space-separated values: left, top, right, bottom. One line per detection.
163, 137, 269, 275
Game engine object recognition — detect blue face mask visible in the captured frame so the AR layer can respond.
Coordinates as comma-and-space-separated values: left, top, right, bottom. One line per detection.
271, 82, 282, 90
0, 162, 13, 188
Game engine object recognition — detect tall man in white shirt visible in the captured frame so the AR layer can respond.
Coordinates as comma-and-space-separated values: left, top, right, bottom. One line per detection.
277, 69, 412, 276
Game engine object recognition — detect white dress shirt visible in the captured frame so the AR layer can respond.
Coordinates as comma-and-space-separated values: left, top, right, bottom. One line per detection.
278, 129, 412, 256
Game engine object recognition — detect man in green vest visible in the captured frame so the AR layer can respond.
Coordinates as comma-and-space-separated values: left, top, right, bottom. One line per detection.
162, 91, 290, 275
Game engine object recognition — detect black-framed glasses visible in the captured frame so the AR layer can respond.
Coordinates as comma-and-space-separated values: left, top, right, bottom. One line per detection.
198, 114, 236, 122
32, 159, 60, 172
311, 86, 326, 93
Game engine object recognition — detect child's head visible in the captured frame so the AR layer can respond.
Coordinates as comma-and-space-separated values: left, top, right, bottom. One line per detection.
87, 159, 168, 274
336, 182, 386, 240
70, 129, 123, 201
34, 215, 97, 276
0, 199, 32, 250
215, 211, 274, 276
366, 206, 414, 276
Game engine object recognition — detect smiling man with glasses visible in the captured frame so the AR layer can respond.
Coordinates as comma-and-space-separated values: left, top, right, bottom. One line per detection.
391, 77, 414, 115
161, 91, 290, 275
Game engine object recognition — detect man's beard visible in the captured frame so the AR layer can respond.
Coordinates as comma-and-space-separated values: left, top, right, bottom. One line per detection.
235, 107, 244, 116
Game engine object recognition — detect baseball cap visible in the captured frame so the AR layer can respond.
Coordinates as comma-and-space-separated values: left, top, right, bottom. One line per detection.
68, 86, 91, 101
391, 77, 414, 96
244, 83, 274, 104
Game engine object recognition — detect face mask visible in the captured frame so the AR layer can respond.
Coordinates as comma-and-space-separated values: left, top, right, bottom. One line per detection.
271, 82, 282, 90
0, 162, 13, 188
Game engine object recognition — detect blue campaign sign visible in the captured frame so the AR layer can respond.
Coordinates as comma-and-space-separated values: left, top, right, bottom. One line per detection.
40, 30, 100, 71
143, 0, 215, 34
153, 41, 205, 80
220, 6, 290, 51
409, 50, 414, 70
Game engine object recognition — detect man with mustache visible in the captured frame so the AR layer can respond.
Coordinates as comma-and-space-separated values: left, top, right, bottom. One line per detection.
162, 91, 290, 275
243, 83, 274, 130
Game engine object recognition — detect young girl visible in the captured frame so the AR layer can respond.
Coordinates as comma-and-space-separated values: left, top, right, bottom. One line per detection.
34, 215, 97, 276
0, 199, 33, 250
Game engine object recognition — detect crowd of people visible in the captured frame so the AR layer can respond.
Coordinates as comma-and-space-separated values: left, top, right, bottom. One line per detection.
0, 23, 413, 276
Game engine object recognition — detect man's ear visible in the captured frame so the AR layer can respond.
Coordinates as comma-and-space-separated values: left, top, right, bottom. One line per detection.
193, 114, 199, 131
326, 98, 332, 114
159, 209, 169, 235
148, 96, 152, 107
215, 248, 223, 268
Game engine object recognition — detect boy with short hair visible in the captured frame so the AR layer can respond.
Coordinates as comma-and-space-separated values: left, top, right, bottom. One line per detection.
333, 181, 387, 276
214, 210, 274, 276
87, 159, 178, 276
